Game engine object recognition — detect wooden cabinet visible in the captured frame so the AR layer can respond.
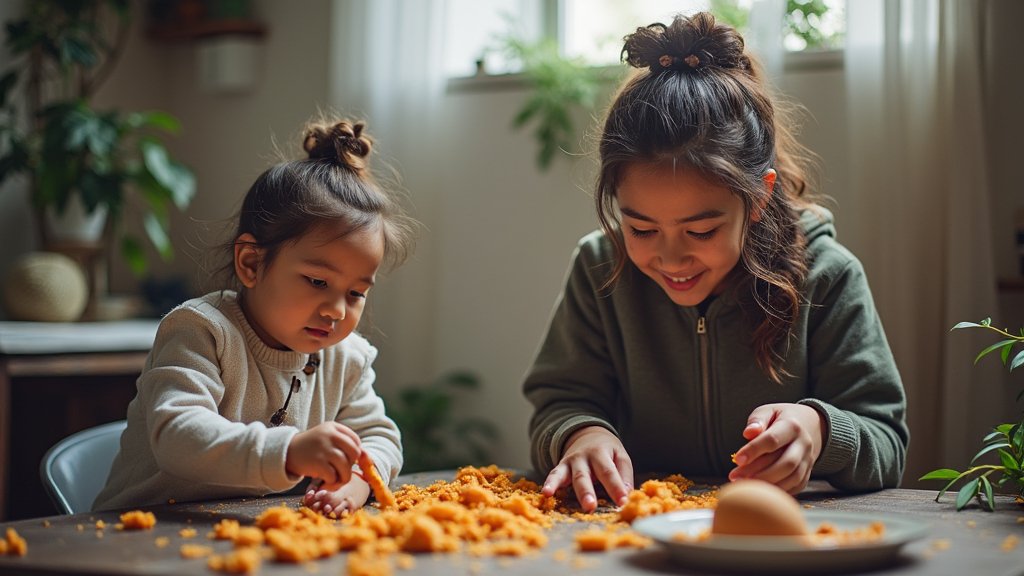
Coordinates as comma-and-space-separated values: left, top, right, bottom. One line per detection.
0, 320, 158, 520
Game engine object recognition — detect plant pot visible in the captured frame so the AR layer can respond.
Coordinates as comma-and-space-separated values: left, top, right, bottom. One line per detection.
44, 194, 108, 244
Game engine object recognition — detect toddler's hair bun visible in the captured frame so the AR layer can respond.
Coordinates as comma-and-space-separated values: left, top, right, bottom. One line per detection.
621, 12, 749, 73
303, 120, 373, 175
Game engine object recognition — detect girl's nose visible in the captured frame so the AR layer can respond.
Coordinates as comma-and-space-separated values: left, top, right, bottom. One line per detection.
321, 299, 346, 321
658, 235, 690, 267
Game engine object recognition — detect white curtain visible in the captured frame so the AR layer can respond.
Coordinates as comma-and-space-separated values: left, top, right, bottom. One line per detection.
845, 0, 1003, 483
328, 0, 448, 390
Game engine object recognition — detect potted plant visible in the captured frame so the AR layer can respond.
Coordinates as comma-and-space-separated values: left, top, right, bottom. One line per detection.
383, 370, 499, 473
919, 318, 1024, 510
495, 32, 609, 172
0, 0, 195, 277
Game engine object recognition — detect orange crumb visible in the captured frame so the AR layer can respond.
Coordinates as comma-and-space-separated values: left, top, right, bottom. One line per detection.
180, 544, 214, 558
4, 528, 27, 556
155, 536, 170, 548
359, 452, 398, 510
1001, 535, 1020, 552
208, 547, 261, 574
120, 510, 156, 530
178, 527, 197, 538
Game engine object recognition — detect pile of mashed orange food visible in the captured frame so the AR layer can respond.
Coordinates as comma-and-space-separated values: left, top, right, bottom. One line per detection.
193, 465, 717, 574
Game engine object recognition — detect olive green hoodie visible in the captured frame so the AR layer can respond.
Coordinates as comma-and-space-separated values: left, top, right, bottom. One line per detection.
523, 209, 908, 490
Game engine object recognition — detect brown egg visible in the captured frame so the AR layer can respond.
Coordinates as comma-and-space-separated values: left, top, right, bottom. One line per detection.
711, 480, 808, 537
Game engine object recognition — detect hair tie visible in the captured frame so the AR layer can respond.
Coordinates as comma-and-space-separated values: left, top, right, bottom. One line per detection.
658, 53, 701, 70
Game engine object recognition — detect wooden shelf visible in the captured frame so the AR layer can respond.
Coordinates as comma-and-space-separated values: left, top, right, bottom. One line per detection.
147, 19, 267, 42
997, 277, 1024, 292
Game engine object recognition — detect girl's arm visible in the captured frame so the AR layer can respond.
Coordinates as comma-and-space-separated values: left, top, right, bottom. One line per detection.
142, 307, 301, 492
800, 258, 910, 490
523, 243, 622, 474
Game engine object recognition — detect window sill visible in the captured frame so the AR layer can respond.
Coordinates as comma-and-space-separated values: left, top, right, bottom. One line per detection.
447, 50, 844, 94
783, 49, 844, 73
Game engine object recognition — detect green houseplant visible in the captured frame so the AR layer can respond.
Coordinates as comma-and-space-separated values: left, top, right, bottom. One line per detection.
383, 371, 499, 473
920, 318, 1024, 510
0, 0, 194, 276
497, 34, 606, 172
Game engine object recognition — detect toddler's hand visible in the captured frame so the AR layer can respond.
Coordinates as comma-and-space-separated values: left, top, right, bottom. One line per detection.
303, 475, 371, 518
541, 426, 633, 512
286, 421, 361, 490
728, 403, 826, 494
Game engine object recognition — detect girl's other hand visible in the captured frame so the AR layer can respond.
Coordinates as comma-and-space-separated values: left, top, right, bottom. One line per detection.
728, 403, 826, 494
303, 475, 371, 517
286, 421, 361, 490
542, 426, 633, 512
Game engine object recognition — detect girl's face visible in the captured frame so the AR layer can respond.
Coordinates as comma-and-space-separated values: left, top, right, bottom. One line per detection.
235, 221, 385, 353
617, 162, 763, 308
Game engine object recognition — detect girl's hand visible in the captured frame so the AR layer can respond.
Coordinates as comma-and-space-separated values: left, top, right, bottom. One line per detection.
285, 421, 361, 490
541, 426, 633, 512
728, 403, 826, 494
303, 475, 371, 518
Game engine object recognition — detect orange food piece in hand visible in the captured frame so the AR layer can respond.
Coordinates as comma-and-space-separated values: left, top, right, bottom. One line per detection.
358, 451, 397, 510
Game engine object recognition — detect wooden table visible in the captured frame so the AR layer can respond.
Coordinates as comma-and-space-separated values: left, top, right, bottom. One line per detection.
0, 472, 1021, 575
0, 320, 159, 520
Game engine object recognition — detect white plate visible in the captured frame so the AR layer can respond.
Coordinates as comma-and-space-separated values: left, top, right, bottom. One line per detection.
633, 509, 929, 574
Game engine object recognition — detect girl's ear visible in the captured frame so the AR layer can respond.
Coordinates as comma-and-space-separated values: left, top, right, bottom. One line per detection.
234, 233, 262, 288
751, 169, 777, 223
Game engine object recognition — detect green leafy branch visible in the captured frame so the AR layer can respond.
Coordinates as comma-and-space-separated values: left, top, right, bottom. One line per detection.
384, 371, 499, 474
919, 318, 1024, 511
499, 35, 604, 171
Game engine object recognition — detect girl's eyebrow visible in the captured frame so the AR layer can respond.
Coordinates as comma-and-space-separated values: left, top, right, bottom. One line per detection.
619, 206, 725, 224
303, 258, 376, 285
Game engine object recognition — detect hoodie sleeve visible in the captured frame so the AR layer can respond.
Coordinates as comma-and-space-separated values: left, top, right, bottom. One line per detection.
799, 257, 909, 490
523, 242, 621, 474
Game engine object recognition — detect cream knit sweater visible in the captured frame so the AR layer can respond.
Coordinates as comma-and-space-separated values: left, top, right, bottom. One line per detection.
93, 291, 402, 511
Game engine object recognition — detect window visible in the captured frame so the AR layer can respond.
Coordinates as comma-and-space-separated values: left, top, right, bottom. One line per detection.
444, 0, 845, 78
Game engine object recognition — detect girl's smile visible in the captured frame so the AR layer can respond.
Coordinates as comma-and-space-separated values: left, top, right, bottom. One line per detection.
616, 162, 749, 307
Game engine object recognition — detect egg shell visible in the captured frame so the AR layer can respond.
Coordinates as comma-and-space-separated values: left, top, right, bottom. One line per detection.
711, 480, 809, 537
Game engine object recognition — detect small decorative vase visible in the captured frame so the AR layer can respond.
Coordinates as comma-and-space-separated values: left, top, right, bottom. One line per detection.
2, 252, 89, 322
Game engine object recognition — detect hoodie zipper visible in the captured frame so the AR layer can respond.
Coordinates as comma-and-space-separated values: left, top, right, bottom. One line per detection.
696, 315, 719, 475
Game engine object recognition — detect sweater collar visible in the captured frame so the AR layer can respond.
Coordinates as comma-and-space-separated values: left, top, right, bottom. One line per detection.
222, 290, 310, 372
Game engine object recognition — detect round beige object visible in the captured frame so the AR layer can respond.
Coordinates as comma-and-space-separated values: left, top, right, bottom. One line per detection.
3, 252, 89, 322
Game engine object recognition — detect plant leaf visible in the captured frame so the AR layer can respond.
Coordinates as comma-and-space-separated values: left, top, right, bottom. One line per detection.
143, 212, 173, 260
919, 468, 961, 481
951, 321, 984, 330
971, 442, 1011, 465
955, 477, 980, 510
120, 236, 146, 277
141, 140, 195, 210
1010, 349, 1024, 372
979, 475, 995, 511
974, 339, 1016, 365
998, 449, 1019, 471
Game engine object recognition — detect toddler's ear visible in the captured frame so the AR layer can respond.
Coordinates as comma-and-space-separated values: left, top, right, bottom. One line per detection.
234, 233, 262, 288
751, 169, 777, 223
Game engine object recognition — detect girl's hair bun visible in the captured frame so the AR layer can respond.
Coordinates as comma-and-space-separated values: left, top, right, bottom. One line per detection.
621, 12, 749, 73
303, 120, 373, 176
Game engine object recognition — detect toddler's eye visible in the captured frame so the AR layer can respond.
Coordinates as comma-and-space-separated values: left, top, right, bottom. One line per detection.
688, 229, 718, 240
349, 290, 366, 299
306, 277, 328, 289
629, 226, 656, 238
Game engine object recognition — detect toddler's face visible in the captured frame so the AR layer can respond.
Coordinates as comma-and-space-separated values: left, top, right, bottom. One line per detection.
617, 162, 750, 308
239, 222, 384, 353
